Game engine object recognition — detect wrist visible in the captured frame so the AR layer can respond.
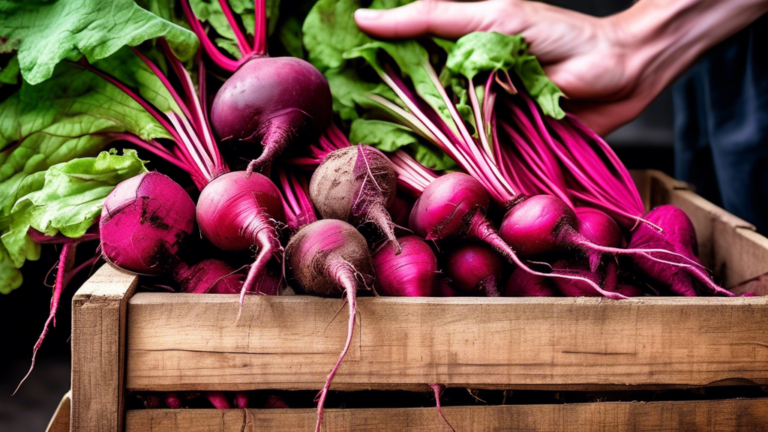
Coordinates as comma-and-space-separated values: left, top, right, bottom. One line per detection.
605, 0, 768, 104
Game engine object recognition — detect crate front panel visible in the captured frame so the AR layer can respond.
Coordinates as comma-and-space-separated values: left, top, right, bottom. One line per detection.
126, 295, 768, 391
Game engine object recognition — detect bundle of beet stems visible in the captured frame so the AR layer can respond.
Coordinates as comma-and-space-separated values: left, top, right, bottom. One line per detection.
8, 0, 734, 430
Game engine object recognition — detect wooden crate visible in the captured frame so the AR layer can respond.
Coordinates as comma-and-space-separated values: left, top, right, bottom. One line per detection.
70, 170, 768, 431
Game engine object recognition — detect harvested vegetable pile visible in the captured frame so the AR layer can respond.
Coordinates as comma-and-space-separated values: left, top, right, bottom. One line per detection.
0, 0, 733, 429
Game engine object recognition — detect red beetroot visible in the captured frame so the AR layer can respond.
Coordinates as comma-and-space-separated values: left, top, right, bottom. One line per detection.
628, 205, 733, 296
196, 171, 285, 307
100, 172, 196, 275
284, 220, 374, 432
445, 243, 505, 296
211, 57, 332, 174
409, 173, 625, 299
372, 235, 436, 297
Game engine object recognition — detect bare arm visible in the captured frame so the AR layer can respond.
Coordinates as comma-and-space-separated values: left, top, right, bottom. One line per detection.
355, 0, 768, 134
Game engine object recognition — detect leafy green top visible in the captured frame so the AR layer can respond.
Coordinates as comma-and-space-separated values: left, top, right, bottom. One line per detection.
0, 0, 198, 85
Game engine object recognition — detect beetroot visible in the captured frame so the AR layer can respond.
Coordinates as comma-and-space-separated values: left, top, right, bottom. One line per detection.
165, 393, 182, 409
205, 391, 231, 409
211, 57, 332, 174
310, 145, 400, 253
100, 172, 196, 275
372, 235, 436, 297
500, 195, 706, 276
284, 220, 374, 432
235, 392, 249, 409
628, 205, 733, 296
575, 207, 624, 249
504, 268, 556, 297
445, 243, 504, 296
196, 171, 284, 307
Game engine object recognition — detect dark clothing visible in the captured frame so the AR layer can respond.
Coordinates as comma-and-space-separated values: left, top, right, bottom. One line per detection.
672, 15, 768, 233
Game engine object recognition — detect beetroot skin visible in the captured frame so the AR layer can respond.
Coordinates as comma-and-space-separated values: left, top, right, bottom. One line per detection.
372, 235, 436, 297
100, 172, 196, 275
196, 171, 284, 297
211, 57, 332, 173
628, 205, 732, 296
284, 220, 374, 432
445, 243, 505, 296
310, 145, 400, 253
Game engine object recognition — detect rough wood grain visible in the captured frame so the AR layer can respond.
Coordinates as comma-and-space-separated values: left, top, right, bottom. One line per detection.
72, 264, 138, 432
125, 398, 768, 432
126, 295, 768, 391
45, 390, 71, 432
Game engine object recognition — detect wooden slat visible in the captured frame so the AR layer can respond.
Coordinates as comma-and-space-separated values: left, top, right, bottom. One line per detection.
45, 390, 71, 432
72, 264, 138, 432
126, 399, 768, 432
126, 295, 768, 391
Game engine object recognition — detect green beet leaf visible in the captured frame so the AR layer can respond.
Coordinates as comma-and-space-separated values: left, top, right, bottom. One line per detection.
0, 0, 198, 85
447, 32, 565, 119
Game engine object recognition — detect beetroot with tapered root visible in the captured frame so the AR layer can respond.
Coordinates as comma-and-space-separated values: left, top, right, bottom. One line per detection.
211, 57, 332, 174
284, 219, 373, 432
310, 145, 400, 253
628, 205, 733, 296
196, 171, 284, 309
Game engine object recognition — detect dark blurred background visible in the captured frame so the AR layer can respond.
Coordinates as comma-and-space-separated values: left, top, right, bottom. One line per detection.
0, 1, 674, 430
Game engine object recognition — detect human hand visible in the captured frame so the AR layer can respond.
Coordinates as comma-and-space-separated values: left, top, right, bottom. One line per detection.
352, 0, 656, 135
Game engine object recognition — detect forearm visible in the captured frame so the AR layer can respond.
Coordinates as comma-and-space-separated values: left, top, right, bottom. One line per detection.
610, 0, 768, 101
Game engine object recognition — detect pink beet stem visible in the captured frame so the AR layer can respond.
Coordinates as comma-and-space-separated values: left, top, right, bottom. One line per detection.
179, 0, 242, 72
314, 260, 359, 432
218, 0, 251, 56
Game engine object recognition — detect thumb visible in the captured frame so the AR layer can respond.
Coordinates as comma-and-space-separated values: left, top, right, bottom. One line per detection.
354, 1, 494, 39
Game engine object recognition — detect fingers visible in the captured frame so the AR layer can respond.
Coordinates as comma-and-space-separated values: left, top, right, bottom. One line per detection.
354, 0, 503, 39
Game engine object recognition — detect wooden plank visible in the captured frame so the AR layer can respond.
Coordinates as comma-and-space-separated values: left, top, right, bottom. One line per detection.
716, 227, 768, 291
45, 390, 71, 432
125, 398, 768, 432
126, 294, 768, 391
72, 264, 138, 432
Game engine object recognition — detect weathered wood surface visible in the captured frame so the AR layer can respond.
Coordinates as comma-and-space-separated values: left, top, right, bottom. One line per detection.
72, 264, 138, 432
125, 398, 768, 431
126, 295, 768, 391
45, 390, 71, 432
